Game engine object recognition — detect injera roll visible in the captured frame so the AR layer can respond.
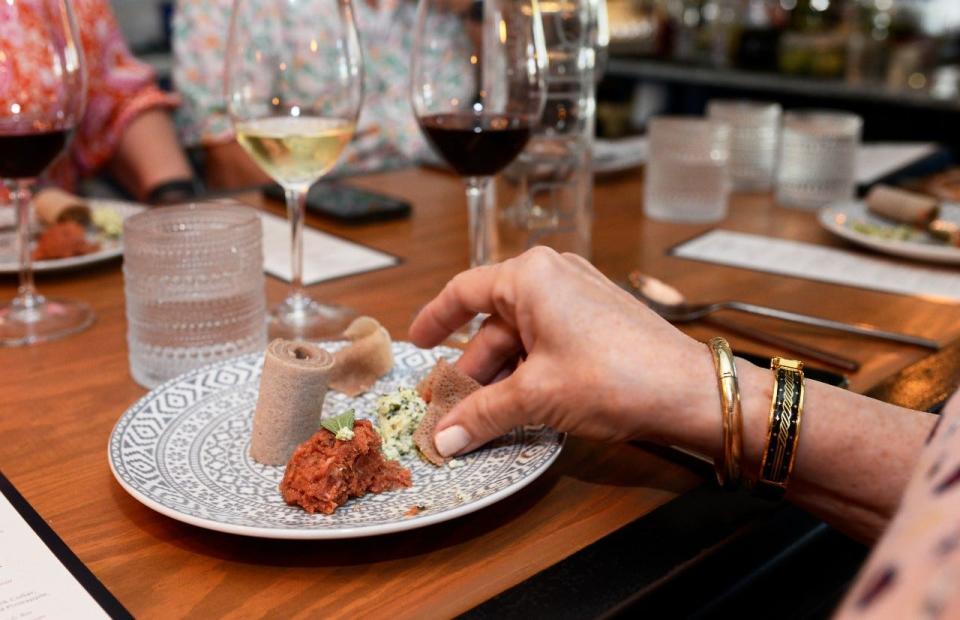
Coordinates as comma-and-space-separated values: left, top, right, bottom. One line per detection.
865, 185, 939, 225
33, 187, 91, 226
250, 339, 335, 466
328, 316, 394, 397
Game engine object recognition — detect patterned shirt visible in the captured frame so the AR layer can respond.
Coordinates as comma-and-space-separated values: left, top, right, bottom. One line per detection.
837, 390, 960, 619
0, 0, 178, 194
173, 0, 466, 175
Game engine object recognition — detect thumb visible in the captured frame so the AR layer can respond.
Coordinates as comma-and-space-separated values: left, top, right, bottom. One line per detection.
433, 372, 531, 458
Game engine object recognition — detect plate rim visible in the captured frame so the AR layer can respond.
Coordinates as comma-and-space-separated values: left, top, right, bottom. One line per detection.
819, 200, 960, 265
107, 346, 565, 540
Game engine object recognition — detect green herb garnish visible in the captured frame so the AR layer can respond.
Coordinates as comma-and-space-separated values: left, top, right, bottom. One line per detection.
321, 409, 356, 441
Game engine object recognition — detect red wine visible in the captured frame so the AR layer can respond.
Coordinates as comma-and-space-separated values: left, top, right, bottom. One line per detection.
419, 113, 532, 177
0, 129, 69, 178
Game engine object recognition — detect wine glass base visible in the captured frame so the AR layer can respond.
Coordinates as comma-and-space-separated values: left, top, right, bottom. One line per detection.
267, 295, 357, 341
0, 296, 94, 347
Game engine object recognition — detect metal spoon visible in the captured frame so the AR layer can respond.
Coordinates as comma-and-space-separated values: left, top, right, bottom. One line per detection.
627, 271, 940, 351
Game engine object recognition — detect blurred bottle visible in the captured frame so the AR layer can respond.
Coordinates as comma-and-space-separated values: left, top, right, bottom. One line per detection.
494, 0, 606, 260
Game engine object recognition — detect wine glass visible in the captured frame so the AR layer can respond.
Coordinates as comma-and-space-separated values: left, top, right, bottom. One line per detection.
411, 0, 548, 271
225, 0, 363, 340
0, 0, 90, 347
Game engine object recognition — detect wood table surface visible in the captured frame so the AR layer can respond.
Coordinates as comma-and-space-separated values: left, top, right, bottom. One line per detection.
1, 167, 959, 618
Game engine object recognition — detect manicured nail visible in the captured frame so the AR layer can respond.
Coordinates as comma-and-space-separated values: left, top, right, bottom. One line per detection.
435, 425, 471, 457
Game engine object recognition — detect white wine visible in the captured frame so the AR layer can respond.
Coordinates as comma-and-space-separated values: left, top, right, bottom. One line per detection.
235, 116, 356, 188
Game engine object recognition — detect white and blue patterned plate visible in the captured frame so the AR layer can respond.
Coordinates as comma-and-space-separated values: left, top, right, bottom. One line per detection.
108, 342, 563, 539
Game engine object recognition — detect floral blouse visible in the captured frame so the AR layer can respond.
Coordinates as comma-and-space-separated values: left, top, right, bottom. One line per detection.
173, 0, 466, 175
0, 0, 178, 194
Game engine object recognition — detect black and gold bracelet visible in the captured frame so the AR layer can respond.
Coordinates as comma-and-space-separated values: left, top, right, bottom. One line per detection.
755, 357, 805, 500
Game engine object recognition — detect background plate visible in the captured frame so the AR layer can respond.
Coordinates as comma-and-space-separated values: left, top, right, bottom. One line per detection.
819, 200, 960, 265
108, 342, 563, 539
0, 199, 146, 273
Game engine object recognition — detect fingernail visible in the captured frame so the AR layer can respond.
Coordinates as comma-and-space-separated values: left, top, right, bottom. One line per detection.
435, 425, 471, 457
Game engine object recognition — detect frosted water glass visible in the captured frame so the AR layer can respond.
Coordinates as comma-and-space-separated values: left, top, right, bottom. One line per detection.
644, 117, 731, 223
123, 204, 267, 388
707, 100, 782, 192
776, 110, 862, 210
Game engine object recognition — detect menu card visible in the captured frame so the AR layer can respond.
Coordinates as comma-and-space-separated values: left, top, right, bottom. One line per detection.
259, 212, 398, 285
672, 230, 960, 303
856, 142, 938, 185
0, 473, 128, 619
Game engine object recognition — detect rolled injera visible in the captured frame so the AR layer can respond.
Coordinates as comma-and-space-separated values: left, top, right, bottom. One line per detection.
250, 339, 335, 466
33, 187, 91, 226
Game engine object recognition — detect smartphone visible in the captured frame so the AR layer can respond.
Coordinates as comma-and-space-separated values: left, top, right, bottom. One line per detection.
263, 182, 411, 224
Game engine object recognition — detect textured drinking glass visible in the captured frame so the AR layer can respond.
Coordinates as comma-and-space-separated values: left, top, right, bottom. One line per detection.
776, 110, 863, 210
644, 118, 731, 223
707, 100, 781, 192
123, 204, 267, 389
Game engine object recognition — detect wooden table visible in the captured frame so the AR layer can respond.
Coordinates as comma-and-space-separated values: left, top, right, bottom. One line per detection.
2, 167, 959, 618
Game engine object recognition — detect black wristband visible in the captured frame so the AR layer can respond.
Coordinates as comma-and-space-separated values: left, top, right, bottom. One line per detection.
145, 179, 199, 206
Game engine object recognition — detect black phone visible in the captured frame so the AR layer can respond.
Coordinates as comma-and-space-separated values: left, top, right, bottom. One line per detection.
263, 182, 411, 224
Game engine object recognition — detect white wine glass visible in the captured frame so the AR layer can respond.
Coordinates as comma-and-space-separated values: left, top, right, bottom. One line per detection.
0, 0, 90, 347
225, 0, 363, 340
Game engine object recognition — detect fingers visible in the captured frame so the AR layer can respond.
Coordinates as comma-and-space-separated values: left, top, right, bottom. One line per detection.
455, 315, 524, 385
433, 371, 532, 457
409, 263, 511, 347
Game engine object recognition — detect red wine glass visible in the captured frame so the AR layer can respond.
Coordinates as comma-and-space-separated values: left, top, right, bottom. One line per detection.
411, 0, 547, 271
0, 0, 90, 347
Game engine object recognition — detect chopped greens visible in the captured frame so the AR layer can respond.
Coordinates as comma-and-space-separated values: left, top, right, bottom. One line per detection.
321, 409, 356, 441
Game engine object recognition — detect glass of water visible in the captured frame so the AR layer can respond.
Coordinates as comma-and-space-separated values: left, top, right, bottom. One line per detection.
707, 100, 781, 192
776, 110, 862, 209
644, 117, 731, 223
123, 203, 267, 389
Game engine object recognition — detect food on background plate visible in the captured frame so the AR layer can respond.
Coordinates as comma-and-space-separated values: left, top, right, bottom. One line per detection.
865, 185, 939, 226
414, 359, 481, 466
32, 220, 99, 260
376, 388, 428, 461
92, 206, 124, 238
33, 187, 91, 226
328, 316, 394, 396
250, 339, 335, 466
280, 411, 411, 514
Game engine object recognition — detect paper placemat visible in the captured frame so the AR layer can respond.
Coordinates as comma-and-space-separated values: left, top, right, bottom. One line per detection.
259, 212, 398, 285
672, 230, 960, 303
856, 142, 938, 185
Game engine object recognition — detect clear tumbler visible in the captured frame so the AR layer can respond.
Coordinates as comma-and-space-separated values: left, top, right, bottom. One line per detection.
776, 110, 863, 209
644, 117, 731, 223
123, 203, 267, 388
707, 100, 782, 192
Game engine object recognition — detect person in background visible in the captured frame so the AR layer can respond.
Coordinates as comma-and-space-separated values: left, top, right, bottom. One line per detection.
1, 0, 196, 205
410, 247, 960, 618
173, 0, 469, 189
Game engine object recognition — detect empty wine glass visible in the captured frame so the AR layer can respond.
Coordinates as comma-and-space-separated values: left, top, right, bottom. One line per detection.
0, 0, 91, 347
411, 0, 548, 270
225, 0, 363, 340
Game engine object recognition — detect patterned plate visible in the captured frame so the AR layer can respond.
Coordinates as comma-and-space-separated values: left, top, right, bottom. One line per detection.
108, 342, 563, 539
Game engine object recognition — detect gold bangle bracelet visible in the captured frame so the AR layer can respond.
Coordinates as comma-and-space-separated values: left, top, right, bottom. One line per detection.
755, 357, 806, 500
708, 337, 743, 490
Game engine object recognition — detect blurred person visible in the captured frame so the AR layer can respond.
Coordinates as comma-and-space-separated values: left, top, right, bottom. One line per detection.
173, 0, 472, 189
0, 0, 196, 205
411, 246, 960, 618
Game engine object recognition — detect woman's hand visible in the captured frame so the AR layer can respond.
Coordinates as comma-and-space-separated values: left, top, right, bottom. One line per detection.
409, 247, 719, 457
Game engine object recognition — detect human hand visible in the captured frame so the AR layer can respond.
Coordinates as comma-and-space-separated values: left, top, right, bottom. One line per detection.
409, 247, 720, 457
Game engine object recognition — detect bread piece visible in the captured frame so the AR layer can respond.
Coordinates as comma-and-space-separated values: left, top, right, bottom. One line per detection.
328, 316, 394, 397
865, 185, 939, 226
33, 187, 90, 226
413, 359, 481, 466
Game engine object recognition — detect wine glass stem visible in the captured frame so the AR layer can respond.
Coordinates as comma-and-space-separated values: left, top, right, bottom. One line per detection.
9, 178, 40, 308
465, 176, 493, 269
283, 186, 308, 308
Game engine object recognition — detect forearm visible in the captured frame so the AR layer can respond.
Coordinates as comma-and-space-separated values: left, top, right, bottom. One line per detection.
108, 109, 194, 201
664, 350, 937, 543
